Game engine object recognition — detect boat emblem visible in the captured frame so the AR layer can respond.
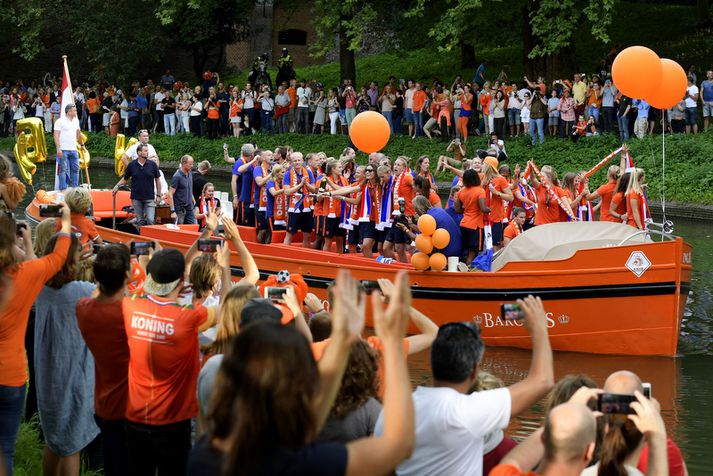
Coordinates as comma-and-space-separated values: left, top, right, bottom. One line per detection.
557, 314, 570, 324
473, 314, 483, 326
626, 251, 651, 277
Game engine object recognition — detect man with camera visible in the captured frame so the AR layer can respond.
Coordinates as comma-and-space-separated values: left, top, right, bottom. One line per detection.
527, 89, 548, 145
375, 295, 554, 476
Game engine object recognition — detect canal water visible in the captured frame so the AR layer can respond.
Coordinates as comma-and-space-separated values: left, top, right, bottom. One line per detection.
18, 164, 713, 473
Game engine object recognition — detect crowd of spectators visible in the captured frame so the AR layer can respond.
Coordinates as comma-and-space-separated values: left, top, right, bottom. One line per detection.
2, 61, 712, 144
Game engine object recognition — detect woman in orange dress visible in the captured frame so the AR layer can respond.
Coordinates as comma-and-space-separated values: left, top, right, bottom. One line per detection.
608, 172, 631, 224
625, 168, 649, 230
530, 165, 571, 225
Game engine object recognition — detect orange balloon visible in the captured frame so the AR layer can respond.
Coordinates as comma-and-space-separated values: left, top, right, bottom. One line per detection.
645, 59, 687, 110
349, 111, 391, 154
411, 252, 430, 271
415, 234, 434, 254
417, 214, 437, 236
431, 228, 451, 249
429, 252, 447, 271
611, 46, 662, 99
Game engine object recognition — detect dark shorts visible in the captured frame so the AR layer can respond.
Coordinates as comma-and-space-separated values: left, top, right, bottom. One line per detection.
287, 211, 314, 234
256, 211, 269, 231
491, 222, 504, 246
269, 217, 286, 231
385, 225, 408, 244
314, 215, 327, 237
461, 226, 482, 252
347, 225, 361, 245
359, 221, 377, 240
377, 228, 389, 243
240, 205, 255, 227
324, 217, 346, 238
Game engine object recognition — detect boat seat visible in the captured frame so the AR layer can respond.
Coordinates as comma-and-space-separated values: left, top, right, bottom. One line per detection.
492, 222, 651, 271
91, 190, 132, 219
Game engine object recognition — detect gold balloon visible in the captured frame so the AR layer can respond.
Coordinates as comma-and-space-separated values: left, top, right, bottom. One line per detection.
14, 117, 48, 163
114, 134, 137, 176
13, 133, 37, 184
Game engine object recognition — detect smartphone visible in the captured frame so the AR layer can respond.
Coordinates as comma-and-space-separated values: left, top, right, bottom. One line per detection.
501, 303, 525, 321
197, 239, 222, 253
264, 286, 286, 302
39, 204, 62, 217
361, 280, 380, 295
16, 222, 27, 236
597, 393, 637, 414
642, 382, 652, 399
130, 241, 154, 255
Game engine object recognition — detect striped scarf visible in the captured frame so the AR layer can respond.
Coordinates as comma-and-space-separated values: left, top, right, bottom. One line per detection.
376, 176, 393, 231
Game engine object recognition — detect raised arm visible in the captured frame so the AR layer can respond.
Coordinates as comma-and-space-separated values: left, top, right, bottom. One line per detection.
377, 278, 438, 354
221, 216, 259, 285
505, 296, 554, 417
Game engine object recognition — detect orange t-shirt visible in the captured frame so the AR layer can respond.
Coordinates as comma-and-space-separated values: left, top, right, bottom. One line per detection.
490, 464, 539, 476
610, 191, 626, 219
459, 93, 473, 111
76, 298, 129, 420
457, 186, 486, 229
313, 178, 327, 217
626, 191, 648, 229
503, 221, 522, 241
588, 89, 603, 108
54, 213, 100, 244
287, 87, 297, 109
428, 189, 441, 207
123, 294, 212, 425
596, 181, 618, 222
485, 175, 510, 223
479, 92, 492, 115
394, 173, 416, 217
412, 90, 427, 112
0, 235, 71, 386
87, 98, 101, 114
534, 185, 568, 225
207, 106, 219, 120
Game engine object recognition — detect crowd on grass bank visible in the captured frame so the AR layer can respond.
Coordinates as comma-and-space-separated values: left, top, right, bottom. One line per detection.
2, 61, 713, 144
0, 196, 688, 476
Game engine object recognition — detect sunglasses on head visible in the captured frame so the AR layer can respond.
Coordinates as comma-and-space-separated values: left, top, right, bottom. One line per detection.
138, 129, 148, 134
366, 168, 374, 172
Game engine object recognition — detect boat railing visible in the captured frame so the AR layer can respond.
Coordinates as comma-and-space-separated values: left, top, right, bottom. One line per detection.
617, 221, 676, 246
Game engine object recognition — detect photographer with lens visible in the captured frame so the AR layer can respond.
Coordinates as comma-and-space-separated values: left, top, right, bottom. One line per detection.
527, 88, 548, 146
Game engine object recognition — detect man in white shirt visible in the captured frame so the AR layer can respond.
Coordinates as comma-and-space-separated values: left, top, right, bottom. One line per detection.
153, 87, 166, 134
685, 75, 699, 134
53, 104, 84, 190
375, 296, 554, 476
120, 129, 158, 167
296, 80, 311, 133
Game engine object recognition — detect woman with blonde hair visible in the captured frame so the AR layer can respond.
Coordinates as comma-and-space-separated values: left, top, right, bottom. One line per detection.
57, 187, 103, 245
625, 168, 649, 230
530, 164, 571, 225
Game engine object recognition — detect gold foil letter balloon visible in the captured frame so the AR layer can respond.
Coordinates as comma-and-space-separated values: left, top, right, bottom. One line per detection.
78, 132, 90, 170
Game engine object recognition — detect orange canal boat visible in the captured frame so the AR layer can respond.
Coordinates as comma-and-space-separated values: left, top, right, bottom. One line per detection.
25, 190, 692, 357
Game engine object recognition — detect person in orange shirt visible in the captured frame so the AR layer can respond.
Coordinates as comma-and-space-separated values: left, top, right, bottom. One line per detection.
530, 165, 571, 225
455, 169, 490, 263
53, 187, 103, 245
625, 168, 649, 230
587, 165, 621, 222
412, 82, 428, 138
479, 84, 493, 134
413, 176, 442, 208
0, 205, 72, 476
503, 207, 527, 247
457, 85, 474, 141
384, 157, 416, 263
320, 160, 349, 253
482, 162, 514, 250
122, 248, 219, 475
287, 78, 298, 132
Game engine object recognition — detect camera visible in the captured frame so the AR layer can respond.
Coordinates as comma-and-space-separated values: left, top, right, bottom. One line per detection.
16, 222, 27, 236
39, 204, 62, 217
597, 393, 637, 414
398, 197, 405, 215
361, 280, 380, 295
130, 241, 155, 256
264, 286, 286, 302
501, 303, 525, 321
197, 239, 222, 253
642, 382, 652, 399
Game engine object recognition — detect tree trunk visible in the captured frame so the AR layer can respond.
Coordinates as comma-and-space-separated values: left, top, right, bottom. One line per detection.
339, 19, 356, 84
698, 0, 712, 26
521, 4, 537, 80
460, 42, 476, 69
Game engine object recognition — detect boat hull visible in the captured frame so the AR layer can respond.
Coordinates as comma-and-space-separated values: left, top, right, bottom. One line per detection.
25, 196, 691, 357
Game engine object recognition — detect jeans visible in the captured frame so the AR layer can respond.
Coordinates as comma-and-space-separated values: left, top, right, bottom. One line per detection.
261, 110, 274, 134
382, 111, 393, 133
132, 199, 156, 227
0, 384, 26, 476
529, 118, 545, 145
128, 115, 139, 136
296, 107, 309, 133
345, 107, 356, 128
277, 113, 289, 134
126, 420, 191, 476
618, 115, 630, 141
588, 105, 600, 124
414, 110, 424, 136
58, 149, 80, 190
163, 113, 176, 136
94, 416, 129, 476
601, 107, 615, 133
176, 205, 196, 225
